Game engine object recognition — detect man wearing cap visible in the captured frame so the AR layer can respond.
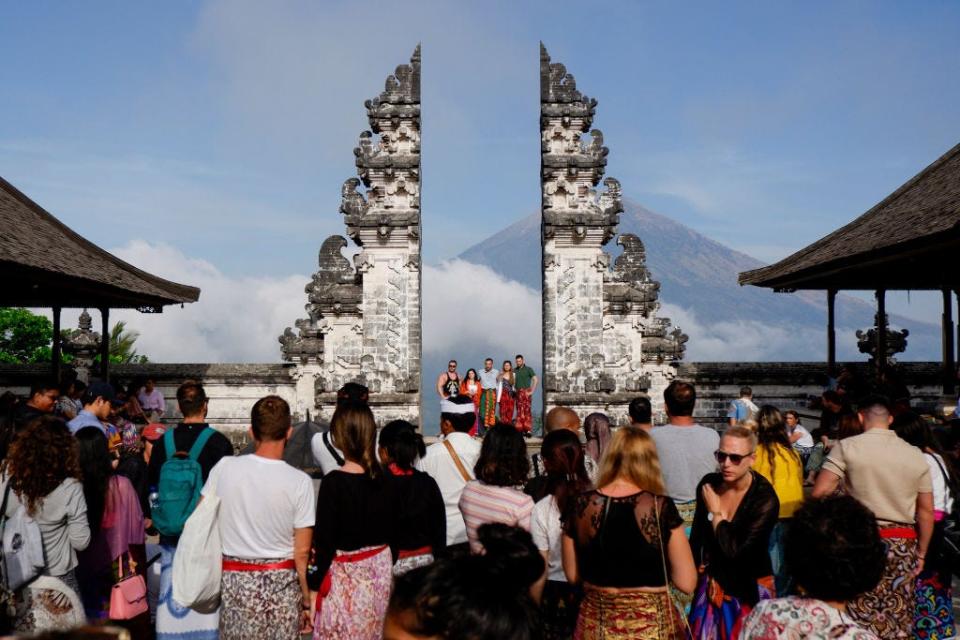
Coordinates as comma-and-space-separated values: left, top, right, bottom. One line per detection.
417, 395, 481, 550
67, 381, 121, 435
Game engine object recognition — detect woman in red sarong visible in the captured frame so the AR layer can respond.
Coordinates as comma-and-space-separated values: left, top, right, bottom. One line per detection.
460, 369, 482, 435
497, 360, 516, 426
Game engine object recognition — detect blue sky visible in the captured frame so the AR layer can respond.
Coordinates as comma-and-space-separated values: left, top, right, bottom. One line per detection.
2, 1, 959, 361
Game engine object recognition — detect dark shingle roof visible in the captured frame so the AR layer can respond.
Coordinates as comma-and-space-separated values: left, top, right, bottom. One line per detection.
740, 142, 960, 290
0, 175, 200, 308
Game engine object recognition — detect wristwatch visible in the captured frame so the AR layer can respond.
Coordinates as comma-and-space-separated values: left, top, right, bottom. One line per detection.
707, 511, 723, 522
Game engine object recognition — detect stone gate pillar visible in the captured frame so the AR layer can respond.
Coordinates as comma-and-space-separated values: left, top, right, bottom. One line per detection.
540, 44, 687, 425
281, 46, 422, 425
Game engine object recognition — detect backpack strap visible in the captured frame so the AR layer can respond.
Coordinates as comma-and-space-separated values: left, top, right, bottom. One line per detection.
187, 427, 216, 461
323, 432, 345, 466
163, 427, 177, 458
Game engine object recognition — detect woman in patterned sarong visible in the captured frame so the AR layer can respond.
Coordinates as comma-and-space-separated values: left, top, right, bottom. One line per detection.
498, 361, 516, 425
310, 404, 397, 640
892, 413, 957, 640
459, 369, 482, 435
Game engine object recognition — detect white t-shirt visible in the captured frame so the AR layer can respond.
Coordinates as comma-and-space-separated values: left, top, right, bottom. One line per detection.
311, 431, 345, 476
417, 432, 482, 546
925, 452, 955, 514
531, 495, 566, 582
791, 424, 815, 448
202, 454, 315, 559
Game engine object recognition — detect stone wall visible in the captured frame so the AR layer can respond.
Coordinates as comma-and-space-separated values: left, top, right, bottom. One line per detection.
2, 362, 950, 442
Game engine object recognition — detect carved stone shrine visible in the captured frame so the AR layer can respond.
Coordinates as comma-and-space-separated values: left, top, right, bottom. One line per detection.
540, 44, 687, 424
280, 46, 422, 424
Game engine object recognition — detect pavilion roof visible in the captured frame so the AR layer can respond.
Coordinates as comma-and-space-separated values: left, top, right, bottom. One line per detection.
739, 142, 960, 291
0, 175, 200, 309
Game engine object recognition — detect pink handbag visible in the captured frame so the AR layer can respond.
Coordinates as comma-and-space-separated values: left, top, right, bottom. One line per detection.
109, 553, 148, 620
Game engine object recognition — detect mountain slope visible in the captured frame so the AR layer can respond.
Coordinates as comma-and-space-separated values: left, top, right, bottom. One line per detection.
458, 199, 941, 361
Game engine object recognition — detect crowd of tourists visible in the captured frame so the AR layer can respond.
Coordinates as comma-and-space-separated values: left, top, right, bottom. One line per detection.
0, 371, 956, 640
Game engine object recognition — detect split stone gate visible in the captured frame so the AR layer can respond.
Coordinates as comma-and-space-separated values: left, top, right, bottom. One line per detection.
278, 44, 687, 426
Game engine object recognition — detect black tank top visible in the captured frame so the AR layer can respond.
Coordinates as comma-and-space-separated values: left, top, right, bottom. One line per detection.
443, 373, 460, 397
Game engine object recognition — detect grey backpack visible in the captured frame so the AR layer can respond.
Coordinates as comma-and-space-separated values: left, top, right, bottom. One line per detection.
0, 482, 45, 591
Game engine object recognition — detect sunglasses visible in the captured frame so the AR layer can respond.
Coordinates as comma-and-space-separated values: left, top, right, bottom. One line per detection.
714, 450, 754, 465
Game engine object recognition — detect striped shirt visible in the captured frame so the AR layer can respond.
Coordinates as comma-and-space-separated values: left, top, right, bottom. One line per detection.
458, 480, 534, 553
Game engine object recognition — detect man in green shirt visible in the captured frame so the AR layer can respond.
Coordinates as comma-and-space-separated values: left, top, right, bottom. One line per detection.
513, 354, 538, 435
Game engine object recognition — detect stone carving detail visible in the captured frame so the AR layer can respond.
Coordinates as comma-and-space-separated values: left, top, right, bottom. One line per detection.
541, 44, 687, 423
281, 46, 422, 423
856, 312, 909, 363
62, 309, 101, 383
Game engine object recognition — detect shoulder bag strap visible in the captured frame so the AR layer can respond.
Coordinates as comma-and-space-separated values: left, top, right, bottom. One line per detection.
929, 453, 954, 502
187, 427, 215, 461
0, 478, 11, 527
443, 439, 472, 483
323, 432, 345, 466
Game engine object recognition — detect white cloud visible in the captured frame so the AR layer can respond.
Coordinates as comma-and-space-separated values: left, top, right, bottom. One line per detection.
55, 241, 307, 363
422, 260, 541, 363
661, 303, 827, 362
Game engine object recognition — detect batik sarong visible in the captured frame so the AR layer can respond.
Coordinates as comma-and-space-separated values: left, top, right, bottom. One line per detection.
846, 527, 917, 639
156, 543, 219, 640
478, 388, 497, 435
688, 571, 774, 640
541, 580, 582, 640
313, 545, 392, 640
220, 557, 300, 640
515, 390, 533, 433
575, 586, 686, 640
393, 547, 433, 577
13, 573, 86, 633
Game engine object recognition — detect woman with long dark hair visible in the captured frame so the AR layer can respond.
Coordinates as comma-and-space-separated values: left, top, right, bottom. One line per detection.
583, 412, 612, 470
498, 360, 517, 426
752, 406, 803, 596
531, 429, 592, 639
1, 416, 90, 632
309, 404, 396, 639
893, 412, 956, 640
74, 427, 145, 625
378, 420, 445, 576
460, 369, 482, 435
459, 424, 534, 553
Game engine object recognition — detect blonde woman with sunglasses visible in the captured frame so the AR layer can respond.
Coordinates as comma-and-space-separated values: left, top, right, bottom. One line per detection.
688, 426, 780, 638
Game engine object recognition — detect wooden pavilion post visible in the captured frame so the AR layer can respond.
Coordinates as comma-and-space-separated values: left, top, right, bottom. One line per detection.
827, 289, 837, 374
944, 288, 956, 395
875, 290, 887, 379
99, 307, 110, 381
51, 306, 62, 383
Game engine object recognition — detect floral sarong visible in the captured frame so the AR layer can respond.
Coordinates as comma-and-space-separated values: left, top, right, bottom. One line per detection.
220, 556, 300, 640
688, 572, 773, 639
13, 573, 85, 633
575, 586, 687, 639
156, 543, 219, 640
313, 545, 392, 640
515, 390, 533, 433
915, 567, 955, 639
478, 388, 497, 434
846, 528, 917, 639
